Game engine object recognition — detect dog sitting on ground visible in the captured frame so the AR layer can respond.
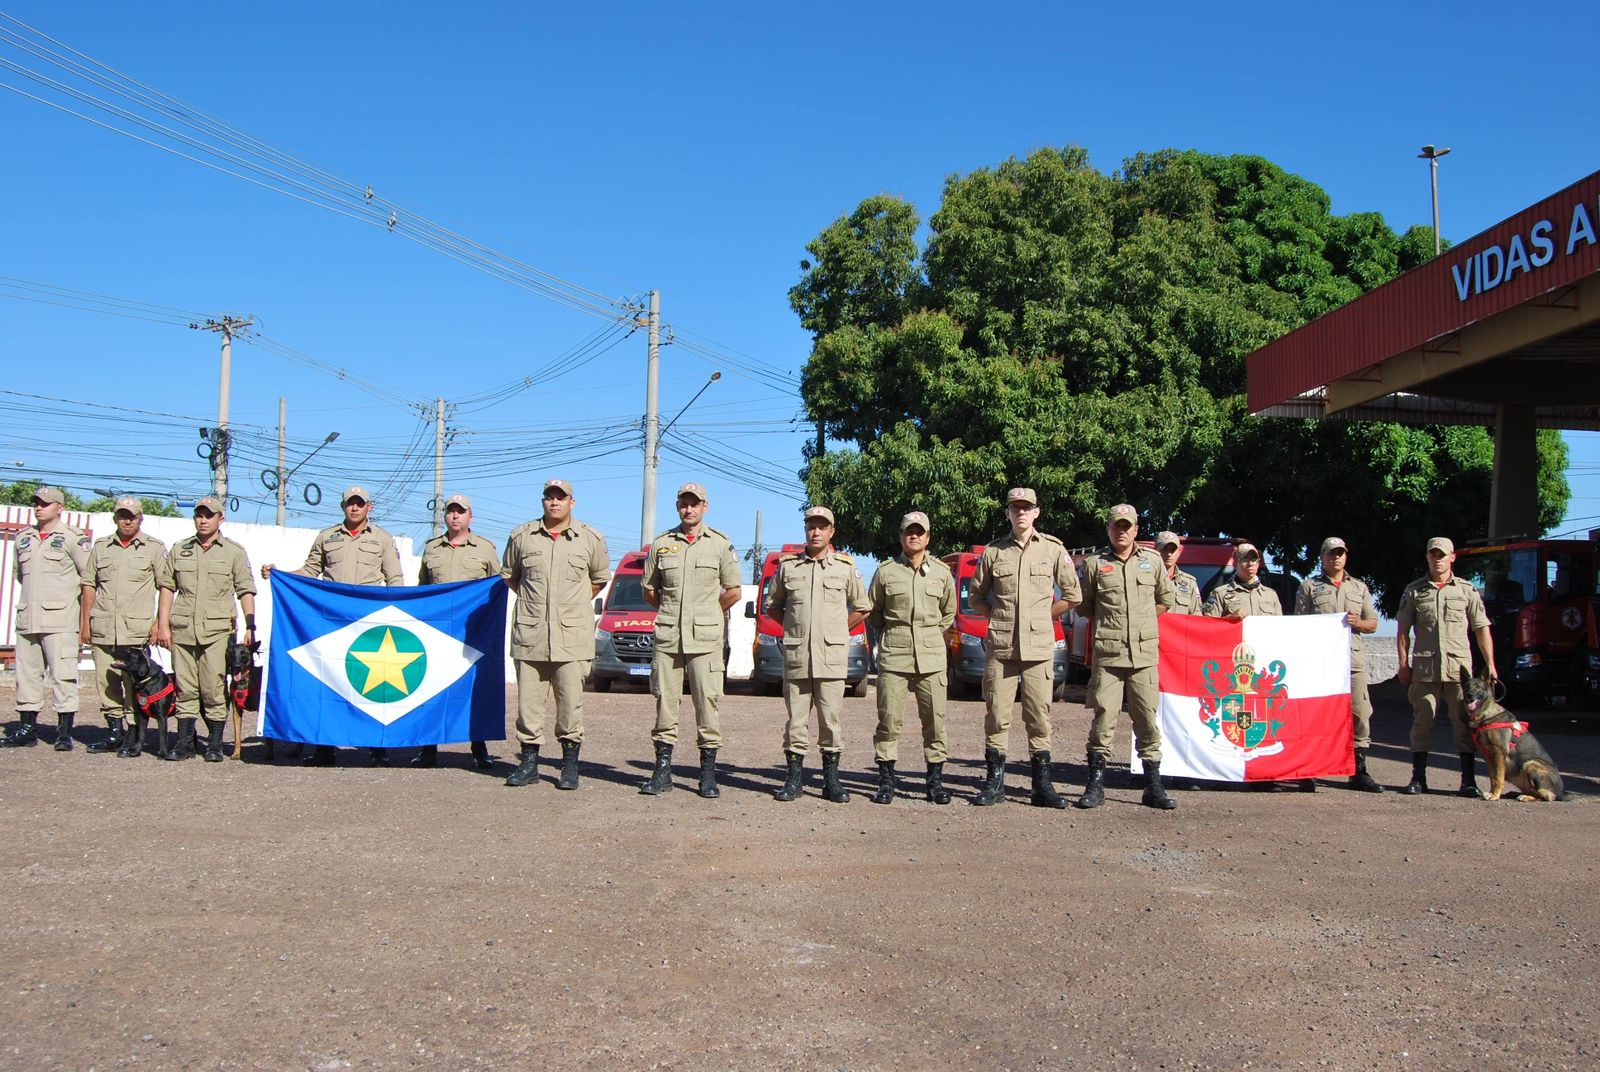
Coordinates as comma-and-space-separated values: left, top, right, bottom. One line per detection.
110, 646, 176, 759
1460, 668, 1566, 802
225, 640, 259, 761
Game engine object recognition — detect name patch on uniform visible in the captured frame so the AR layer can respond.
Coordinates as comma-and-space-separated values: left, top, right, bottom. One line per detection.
17, 536, 31, 550
180, 549, 194, 558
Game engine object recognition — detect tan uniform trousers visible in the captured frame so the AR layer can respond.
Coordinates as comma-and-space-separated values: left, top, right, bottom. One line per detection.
1351, 670, 1373, 750
983, 657, 1052, 755
1087, 663, 1162, 762
650, 649, 724, 748
172, 638, 227, 720
91, 644, 136, 717
874, 669, 948, 764
1407, 680, 1472, 753
15, 632, 80, 713
514, 659, 587, 746
782, 677, 845, 755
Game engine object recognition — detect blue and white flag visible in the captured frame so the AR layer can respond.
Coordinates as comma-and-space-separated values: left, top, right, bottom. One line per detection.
262, 572, 507, 747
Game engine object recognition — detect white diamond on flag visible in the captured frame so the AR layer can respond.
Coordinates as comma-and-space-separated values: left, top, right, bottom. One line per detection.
288, 604, 483, 725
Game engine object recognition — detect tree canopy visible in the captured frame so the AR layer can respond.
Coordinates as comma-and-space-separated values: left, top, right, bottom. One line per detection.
1, 480, 179, 517
789, 148, 1569, 612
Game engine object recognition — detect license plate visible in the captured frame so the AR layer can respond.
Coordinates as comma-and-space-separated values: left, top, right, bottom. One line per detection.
629, 666, 652, 676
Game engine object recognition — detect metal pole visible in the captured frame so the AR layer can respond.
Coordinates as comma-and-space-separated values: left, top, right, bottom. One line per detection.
276, 397, 287, 527
640, 288, 660, 547
1430, 156, 1441, 256
216, 324, 232, 502
433, 397, 446, 538
751, 510, 762, 583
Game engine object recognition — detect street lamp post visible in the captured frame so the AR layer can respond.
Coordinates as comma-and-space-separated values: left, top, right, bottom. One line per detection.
1418, 144, 1452, 256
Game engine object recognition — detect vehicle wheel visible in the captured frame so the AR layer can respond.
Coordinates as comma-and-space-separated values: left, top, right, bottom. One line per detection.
849, 676, 869, 698
589, 675, 612, 693
763, 678, 782, 697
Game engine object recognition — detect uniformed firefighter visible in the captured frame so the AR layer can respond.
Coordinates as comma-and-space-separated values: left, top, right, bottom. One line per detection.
1295, 537, 1383, 793
81, 496, 165, 756
2, 486, 92, 750
1156, 531, 1203, 615
764, 506, 871, 804
638, 482, 743, 799
969, 487, 1082, 808
501, 478, 611, 791
154, 496, 256, 761
1395, 536, 1496, 797
866, 511, 957, 805
1076, 503, 1176, 810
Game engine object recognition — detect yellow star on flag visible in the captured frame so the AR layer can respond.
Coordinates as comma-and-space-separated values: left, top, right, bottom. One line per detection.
349, 628, 424, 696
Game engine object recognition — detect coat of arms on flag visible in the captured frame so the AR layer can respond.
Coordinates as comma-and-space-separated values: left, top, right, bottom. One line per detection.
1137, 613, 1354, 782
262, 572, 507, 747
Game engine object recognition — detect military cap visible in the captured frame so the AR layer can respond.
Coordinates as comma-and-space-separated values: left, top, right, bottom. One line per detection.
676, 482, 708, 502
1426, 536, 1455, 555
444, 493, 471, 511
341, 485, 371, 504
1107, 503, 1138, 525
900, 511, 930, 533
113, 495, 143, 516
32, 486, 65, 505
194, 495, 224, 514
1154, 530, 1181, 550
1005, 487, 1037, 506
803, 506, 835, 524
1233, 541, 1260, 560
1320, 536, 1348, 555
543, 478, 573, 497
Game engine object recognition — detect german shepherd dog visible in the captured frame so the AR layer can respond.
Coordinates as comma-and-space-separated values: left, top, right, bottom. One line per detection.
110, 646, 176, 759
225, 640, 259, 761
1460, 668, 1566, 802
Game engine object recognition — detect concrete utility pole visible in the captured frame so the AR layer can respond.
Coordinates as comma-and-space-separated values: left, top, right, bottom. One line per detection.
276, 397, 287, 527
1419, 144, 1452, 256
195, 315, 254, 503
433, 397, 446, 538
750, 510, 763, 583
640, 289, 661, 548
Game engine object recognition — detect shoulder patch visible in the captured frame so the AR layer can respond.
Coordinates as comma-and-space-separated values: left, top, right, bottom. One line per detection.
1098, 562, 1115, 574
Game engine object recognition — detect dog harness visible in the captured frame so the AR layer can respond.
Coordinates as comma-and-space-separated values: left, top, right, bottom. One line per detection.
230, 677, 250, 713
136, 681, 175, 716
1472, 719, 1528, 759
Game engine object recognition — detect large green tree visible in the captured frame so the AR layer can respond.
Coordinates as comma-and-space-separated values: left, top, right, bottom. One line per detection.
790, 148, 1569, 611
1, 480, 179, 517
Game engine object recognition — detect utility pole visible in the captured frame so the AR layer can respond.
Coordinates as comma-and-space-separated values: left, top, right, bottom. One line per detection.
276, 397, 287, 526
1418, 144, 1452, 256
750, 510, 763, 583
640, 288, 660, 548
194, 315, 254, 503
433, 397, 446, 538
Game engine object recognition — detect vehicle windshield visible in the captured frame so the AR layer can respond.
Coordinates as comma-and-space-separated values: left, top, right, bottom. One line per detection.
1543, 550, 1595, 599
605, 573, 652, 612
1456, 549, 1538, 606
1185, 563, 1226, 599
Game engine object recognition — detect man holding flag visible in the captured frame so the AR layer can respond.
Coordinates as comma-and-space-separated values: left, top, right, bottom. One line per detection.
1295, 538, 1383, 793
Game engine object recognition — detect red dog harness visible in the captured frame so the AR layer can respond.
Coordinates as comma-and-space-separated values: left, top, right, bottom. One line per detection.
136, 681, 175, 716
230, 679, 250, 712
1472, 719, 1528, 760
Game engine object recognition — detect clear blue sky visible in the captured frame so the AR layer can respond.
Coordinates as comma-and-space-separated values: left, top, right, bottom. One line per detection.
3, 1, 1597, 562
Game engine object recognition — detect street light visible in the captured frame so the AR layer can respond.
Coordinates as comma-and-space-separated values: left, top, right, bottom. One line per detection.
657, 371, 721, 443
1418, 144, 1452, 256
263, 430, 339, 526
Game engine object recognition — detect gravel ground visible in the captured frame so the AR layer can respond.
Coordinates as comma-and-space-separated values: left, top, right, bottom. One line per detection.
2, 675, 1597, 1072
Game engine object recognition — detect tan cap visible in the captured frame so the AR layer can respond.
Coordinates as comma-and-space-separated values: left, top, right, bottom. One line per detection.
804, 505, 835, 524
194, 495, 224, 514
1005, 487, 1037, 506
32, 485, 65, 505
543, 478, 573, 497
1233, 541, 1260, 560
900, 511, 930, 533
1107, 503, 1138, 525
1426, 536, 1454, 555
113, 495, 143, 515
341, 485, 371, 504
444, 493, 472, 511
1154, 530, 1181, 549
676, 482, 708, 502
1320, 536, 1347, 555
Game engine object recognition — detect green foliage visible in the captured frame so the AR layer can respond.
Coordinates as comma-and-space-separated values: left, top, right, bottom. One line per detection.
1, 480, 178, 517
791, 147, 1571, 612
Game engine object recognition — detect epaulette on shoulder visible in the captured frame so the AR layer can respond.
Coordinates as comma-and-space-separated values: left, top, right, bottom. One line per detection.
703, 526, 731, 543
1037, 532, 1064, 546
832, 551, 854, 562
510, 520, 539, 538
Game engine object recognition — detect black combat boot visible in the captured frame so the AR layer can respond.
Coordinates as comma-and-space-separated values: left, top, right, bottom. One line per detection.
698, 747, 720, 798
1457, 752, 1484, 799
970, 748, 1006, 806
504, 745, 540, 787
1075, 752, 1107, 810
925, 761, 951, 805
410, 745, 438, 768
87, 716, 125, 754
305, 745, 336, 767
369, 747, 391, 768
164, 718, 197, 761
1402, 752, 1428, 795
118, 715, 145, 758
1141, 760, 1177, 810
202, 718, 226, 762
1029, 751, 1067, 809
54, 712, 76, 751
772, 752, 804, 801
821, 751, 850, 803
640, 742, 674, 795
871, 760, 896, 804
556, 740, 581, 790
2, 711, 40, 748
470, 741, 493, 771
1348, 748, 1384, 793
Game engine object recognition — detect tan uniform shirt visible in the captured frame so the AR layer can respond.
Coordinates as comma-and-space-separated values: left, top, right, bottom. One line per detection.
13, 522, 92, 634
1295, 573, 1376, 670
88, 532, 167, 645
502, 519, 611, 662
1079, 546, 1175, 669
868, 555, 955, 676
764, 550, 870, 679
157, 535, 256, 645
418, 531, 500, 585
642, 526, 741, 655
1203, 579, 1283, 619
1169, 568, 1203, 615
972, 531, 1080, 662
300, 523, 404, 586
1396, 575, 1488, 683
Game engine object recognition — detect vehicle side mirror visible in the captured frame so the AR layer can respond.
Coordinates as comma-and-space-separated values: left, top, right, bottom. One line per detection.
593, 597, 602, 615
744, 600, 756, 618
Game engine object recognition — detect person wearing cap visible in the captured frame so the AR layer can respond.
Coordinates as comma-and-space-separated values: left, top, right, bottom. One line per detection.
638, 482, 743, 798
969, 487, 1081, 808
765, 505, 871, 803
1295, 537, 1382, 792
264, 485, 406, 766
80, 496, 167, 756
1155, 532, 1203, 616
1202, 543, 1282, 619
1075, 503, 1177, 810
1395, 537, 1496, 797
412, 493, 501, 771
866, 511, 957, 804
154, 496, 256, 761
2, 486, 93, 750
501, 478, 611, 791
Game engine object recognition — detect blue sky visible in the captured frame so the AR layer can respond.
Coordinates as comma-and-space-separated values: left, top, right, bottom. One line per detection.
3, 1, 1597, 562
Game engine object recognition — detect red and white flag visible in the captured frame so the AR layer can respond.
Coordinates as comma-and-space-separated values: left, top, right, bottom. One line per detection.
1133, 612, 1354, 782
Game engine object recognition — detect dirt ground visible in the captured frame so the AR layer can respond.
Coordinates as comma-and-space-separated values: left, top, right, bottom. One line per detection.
2, 675, 1598, 1072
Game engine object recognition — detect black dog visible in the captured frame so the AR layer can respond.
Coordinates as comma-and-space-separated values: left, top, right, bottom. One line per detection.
225, 641, 259, 761
109, 646, 175, 759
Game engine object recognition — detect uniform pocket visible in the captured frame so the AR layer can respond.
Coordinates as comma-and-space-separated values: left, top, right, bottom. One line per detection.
822, 575, 846, 604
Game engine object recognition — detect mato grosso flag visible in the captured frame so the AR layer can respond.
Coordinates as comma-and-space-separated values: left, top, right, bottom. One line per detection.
261, 571, 506, 747
1133, 612, 1354, 782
